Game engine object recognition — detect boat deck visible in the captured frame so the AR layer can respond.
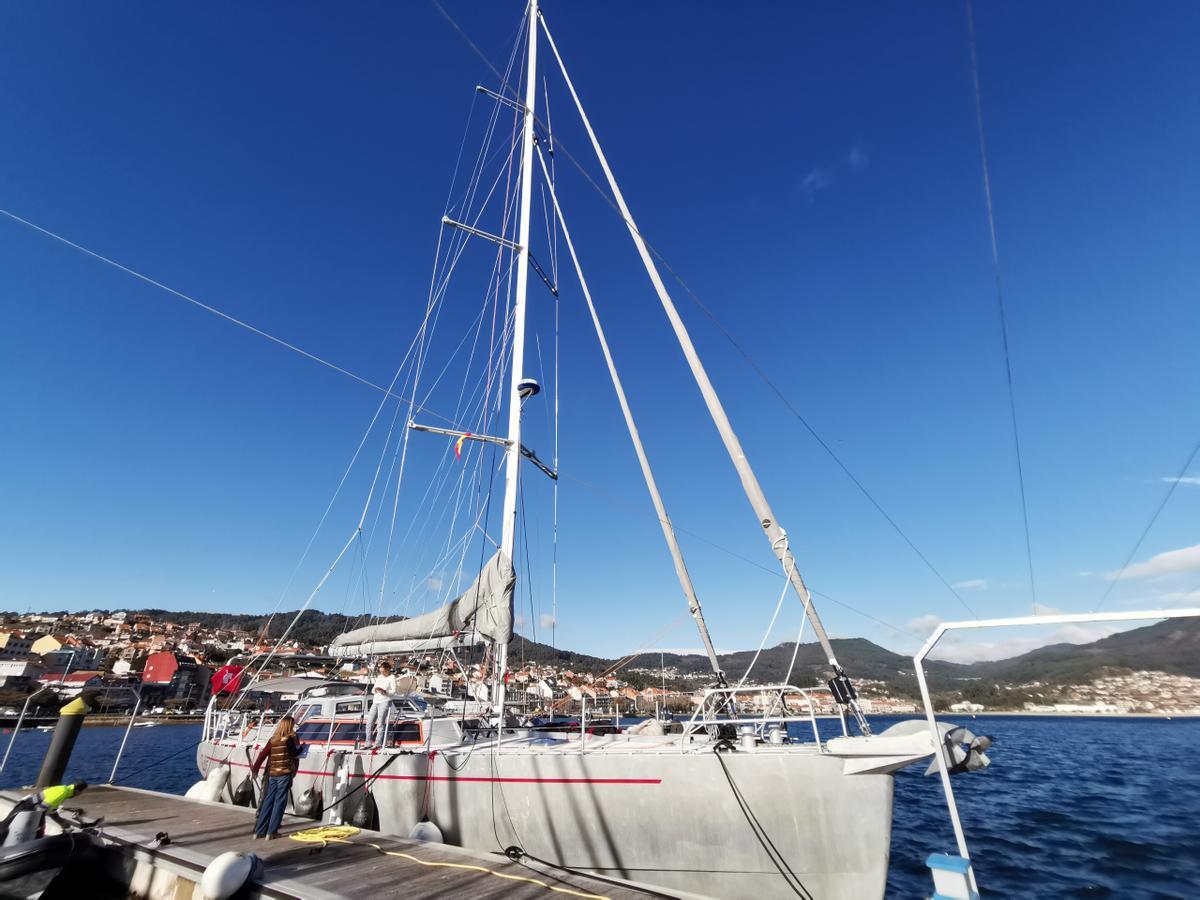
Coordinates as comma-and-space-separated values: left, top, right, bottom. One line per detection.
28, 785, 683, 899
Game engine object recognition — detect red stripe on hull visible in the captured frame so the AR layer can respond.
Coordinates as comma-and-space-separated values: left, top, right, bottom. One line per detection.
205, 755, 660, 785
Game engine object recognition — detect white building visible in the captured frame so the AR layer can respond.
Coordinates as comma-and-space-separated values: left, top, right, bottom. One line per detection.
949, 701, 985, 713
0, 659, 45, 689
1052, 702, 1120, 714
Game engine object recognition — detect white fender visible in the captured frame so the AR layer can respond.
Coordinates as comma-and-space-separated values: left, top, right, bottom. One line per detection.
200, 850, 262, 900
408, 819, 443, 843
186, 765, 231, 803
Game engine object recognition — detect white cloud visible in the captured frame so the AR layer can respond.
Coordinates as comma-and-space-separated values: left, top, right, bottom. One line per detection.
539, 613, 556, 630
1160, 589, 1200, 604
1162, 476, 1200, 486
1031, 603, 1065, 616
1075, 571, 1095, 577
952, 579, 987, 590
905, 614, 943, 635
928, 622, 1126, 664
802, 168, 832, 197
514, 614, 528, 628
426, 576, 444, 591
1106, 544, 1200, 581
801, 146, 870, 200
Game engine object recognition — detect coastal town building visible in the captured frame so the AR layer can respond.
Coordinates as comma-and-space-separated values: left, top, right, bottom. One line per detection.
45, 670, 105, 698
0, 659, 45, 690
0, 609, 1196, 718
141, 651, 212, 708
0, 633, 35, 659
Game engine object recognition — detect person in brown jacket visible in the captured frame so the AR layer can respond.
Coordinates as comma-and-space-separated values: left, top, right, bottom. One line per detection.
250, 715, 303, 839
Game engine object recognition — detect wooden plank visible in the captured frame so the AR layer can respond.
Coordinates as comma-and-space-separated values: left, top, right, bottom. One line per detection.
31, 786, 668, 900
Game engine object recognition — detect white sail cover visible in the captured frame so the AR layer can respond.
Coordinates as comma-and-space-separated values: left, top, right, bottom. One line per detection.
330, 550, 515, 657
329, 634, 478, 658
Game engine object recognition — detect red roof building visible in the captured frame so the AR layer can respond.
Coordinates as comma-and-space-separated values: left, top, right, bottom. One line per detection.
141, 651, 211, 707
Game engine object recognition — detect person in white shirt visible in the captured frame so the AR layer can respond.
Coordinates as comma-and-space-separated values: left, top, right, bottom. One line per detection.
364, 661, 396, 749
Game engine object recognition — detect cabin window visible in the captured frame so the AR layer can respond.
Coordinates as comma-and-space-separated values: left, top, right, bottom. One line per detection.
319, 719, 422, 745
335, 699, 365, 716
331, 722, 368, 743
391, 696, 427, 714
296, 720, 332, 742
387, 720, 422, 744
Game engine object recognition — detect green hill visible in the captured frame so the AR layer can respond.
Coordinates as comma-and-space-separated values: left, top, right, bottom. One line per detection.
37, 608, 1200, 696
974, 616, 1200, 683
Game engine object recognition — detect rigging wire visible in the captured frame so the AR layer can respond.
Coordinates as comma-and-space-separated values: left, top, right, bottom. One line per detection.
0, 208, 458, 426
736, 553, 798, 690
555, 468, 927, 646
519, 478, 538, 645
225, 32, 528, 689
360, 46, 527, 636
429, 2, 982, 625
230, 275, 446, 700
8, 11, 934, 662
639, 249, 981, 622
966, 0, 1037, 608
569, 610, 692, 689
1096, 437, 1200, 610
0, 198, 527, 645
1165, 578, 1200, 609
781, 609, 810, 690
361, 56, 526, 658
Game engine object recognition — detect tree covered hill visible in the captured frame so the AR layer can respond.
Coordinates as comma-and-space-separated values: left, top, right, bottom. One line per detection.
964, 616, 1200, 683
35, 609, 1200, 695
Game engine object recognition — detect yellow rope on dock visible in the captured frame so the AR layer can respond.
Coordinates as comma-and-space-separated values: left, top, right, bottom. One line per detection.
288, 825, 362, 844
287, 826, 609, 900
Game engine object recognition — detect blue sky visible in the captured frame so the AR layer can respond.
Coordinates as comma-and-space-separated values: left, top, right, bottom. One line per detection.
2, 2, 1197, 664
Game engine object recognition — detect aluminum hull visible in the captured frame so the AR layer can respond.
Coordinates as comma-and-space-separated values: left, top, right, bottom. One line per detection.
201, 732, 894, 899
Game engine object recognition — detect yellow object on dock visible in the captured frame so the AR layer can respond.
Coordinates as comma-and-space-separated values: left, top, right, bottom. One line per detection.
288, 824, 362, 844
0, 785, 677, 899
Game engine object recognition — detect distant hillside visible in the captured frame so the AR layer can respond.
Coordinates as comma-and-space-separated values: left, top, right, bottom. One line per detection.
623, 637, 929, 689
535, 618, 1200, 698
971, 617, 1200, 683
19, 608, 1200, 695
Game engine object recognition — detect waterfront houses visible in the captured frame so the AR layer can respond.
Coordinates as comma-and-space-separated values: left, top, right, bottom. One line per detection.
0, 609, 1197, 717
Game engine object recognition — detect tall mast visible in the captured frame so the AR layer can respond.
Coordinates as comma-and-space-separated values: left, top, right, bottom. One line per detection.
494, 0, 539, 711
540, 13, 868, 731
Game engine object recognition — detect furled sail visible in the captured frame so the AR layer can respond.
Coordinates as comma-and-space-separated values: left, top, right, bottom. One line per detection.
330, 634, 479, 657
330, 550, 515, 657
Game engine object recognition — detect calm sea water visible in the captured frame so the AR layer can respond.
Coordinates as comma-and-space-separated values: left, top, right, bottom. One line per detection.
1, 716, 1197, 898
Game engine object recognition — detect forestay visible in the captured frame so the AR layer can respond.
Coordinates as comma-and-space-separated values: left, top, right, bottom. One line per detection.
330, 550, 515, 657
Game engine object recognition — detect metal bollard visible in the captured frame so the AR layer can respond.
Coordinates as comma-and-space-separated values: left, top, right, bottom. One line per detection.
35, 696, 92, 789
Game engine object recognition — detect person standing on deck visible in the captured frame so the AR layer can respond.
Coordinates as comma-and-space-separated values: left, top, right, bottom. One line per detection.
365, 661, 396, 749
251, 715, 303, 840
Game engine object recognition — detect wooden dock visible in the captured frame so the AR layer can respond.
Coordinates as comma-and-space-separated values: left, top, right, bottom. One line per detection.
28, 785, 685, 899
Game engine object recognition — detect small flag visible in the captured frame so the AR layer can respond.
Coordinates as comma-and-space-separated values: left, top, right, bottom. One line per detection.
211, 664, 244, 695
455, 433, 472, 459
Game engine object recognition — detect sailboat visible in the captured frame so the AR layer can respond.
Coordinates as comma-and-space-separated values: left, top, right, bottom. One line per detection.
197, 3, 992, 896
